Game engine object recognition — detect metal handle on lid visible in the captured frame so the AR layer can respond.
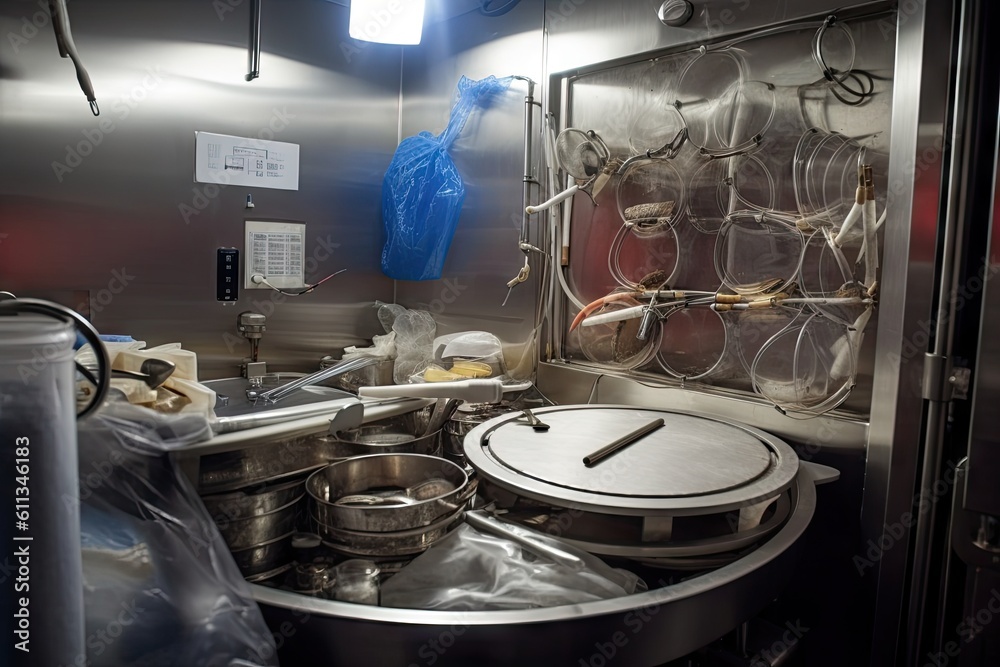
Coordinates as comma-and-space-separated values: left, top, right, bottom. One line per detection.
582, 418, 665, 467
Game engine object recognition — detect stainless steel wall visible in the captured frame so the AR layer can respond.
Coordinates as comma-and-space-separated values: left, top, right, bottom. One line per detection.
0, 0, 401, 378
395, 2, 545, 378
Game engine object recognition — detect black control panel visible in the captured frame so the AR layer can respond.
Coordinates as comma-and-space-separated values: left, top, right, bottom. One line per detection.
216, 248, 239, 303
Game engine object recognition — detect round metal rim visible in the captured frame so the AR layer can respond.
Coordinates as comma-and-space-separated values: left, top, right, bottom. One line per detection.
556, 490, 792, 558
306, 453, 469, 512
202, 476, 307, 519
462, 405, 799, 516
249, 462, 825, 626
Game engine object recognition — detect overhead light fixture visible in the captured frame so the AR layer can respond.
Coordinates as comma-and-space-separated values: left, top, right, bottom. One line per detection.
349, 0, 426, 45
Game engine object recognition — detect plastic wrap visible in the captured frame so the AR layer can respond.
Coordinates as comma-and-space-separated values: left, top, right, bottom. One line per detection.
77, 400, 277, 667
381, 75, 513, 281
380, 523, 645, 611
391, 309, 437, 384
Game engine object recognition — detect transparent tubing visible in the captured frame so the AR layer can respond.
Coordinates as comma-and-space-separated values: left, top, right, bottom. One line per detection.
749, 312, 857, 417
715, 211, 804, 295
607, 222, 681, 290
655, 306, 731, 381
615, 158, 688, 237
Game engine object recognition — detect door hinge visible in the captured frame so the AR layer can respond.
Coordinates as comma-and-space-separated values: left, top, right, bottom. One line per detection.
922, 354, 951, 402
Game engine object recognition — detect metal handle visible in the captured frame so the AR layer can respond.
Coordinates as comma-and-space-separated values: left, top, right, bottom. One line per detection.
582, 418, 665, 467
257, 355, 381, 403
465, 510, 584, 571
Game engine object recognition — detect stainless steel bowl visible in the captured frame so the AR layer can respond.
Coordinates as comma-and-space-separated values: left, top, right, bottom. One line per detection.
217, 496, 303, 551
307, 454, 473, 533
443, 403, 515, 466
231, 532, 295, 576
314, 508, 464, 557
318, 411, 443, 459
198, 438, 332, 494
202, 477, 306, 522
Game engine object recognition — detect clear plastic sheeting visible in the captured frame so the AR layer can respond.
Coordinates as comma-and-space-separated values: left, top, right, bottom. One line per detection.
77, 400, 277, 667
391, 309, 437, 384
381, 75, 514, 281
380, 523, 645, 611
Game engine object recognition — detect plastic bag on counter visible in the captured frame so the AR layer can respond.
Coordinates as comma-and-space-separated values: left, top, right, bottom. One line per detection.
381, 75, 514, 281
77, 399, 276, 667
430, 331, 507, 379
342, 331, 397, 362
391, 309, 437, 384
375, 301, 407, 333
380, 522, 645, 611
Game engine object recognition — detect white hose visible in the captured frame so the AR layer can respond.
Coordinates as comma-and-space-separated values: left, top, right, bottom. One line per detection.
858, 207, 887, 262
832, 201, 863, 247
526, 184, 579, 214
580, 304, 646, 327
553, 213, 587, 310
863, 196, 878, 284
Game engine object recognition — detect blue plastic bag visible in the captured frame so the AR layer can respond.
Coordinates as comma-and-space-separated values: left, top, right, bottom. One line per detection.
381, 75, 514, 281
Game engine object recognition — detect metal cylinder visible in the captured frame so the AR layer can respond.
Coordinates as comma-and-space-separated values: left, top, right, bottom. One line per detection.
0, 313, 84, 667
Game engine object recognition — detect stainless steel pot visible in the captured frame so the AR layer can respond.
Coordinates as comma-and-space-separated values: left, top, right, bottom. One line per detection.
198, 409, 443, 494
306, 454, 473, 533
217, 496, 303, 551
314, 508, 465, 557
319, 411, 443, 459
198, 438, 332, 494
443, 402, 515, 466
202, 477, 306, 522
231, 532, 295, 576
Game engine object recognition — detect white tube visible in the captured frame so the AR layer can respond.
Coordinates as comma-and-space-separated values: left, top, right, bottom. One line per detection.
358, 379, 504, 403
863, 197, 878, 284
829, 306, 872, 380
833, 201, 863, 247
858, 207, 887, 262
778, 297, 870, 306
580, 304, 646, 326
561, 184, 574, 265
526, 184, 579, 215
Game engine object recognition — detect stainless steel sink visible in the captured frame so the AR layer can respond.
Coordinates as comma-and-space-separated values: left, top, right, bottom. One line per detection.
204, 374, 359, 434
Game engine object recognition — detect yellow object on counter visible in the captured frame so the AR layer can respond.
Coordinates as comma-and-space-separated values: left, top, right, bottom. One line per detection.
423, 365, 465, 382
449, 360, 492, 378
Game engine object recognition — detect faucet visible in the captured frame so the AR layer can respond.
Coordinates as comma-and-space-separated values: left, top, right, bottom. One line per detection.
237, 311, 267, 381
246, 354, 383, 404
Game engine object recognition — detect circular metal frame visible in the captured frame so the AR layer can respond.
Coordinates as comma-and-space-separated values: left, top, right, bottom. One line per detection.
463, 405, 799, 517
558, 490, 792, 558
249, 462, 832, 667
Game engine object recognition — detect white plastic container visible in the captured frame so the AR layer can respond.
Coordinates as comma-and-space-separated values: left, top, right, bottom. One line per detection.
0, 313, 85, 666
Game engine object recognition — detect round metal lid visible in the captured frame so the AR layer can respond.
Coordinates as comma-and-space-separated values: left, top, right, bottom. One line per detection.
464, 405, 799, 517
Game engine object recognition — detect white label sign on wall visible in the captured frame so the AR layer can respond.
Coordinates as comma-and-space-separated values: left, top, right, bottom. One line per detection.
244, 220, 306, 289
195, 131, 300, 191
